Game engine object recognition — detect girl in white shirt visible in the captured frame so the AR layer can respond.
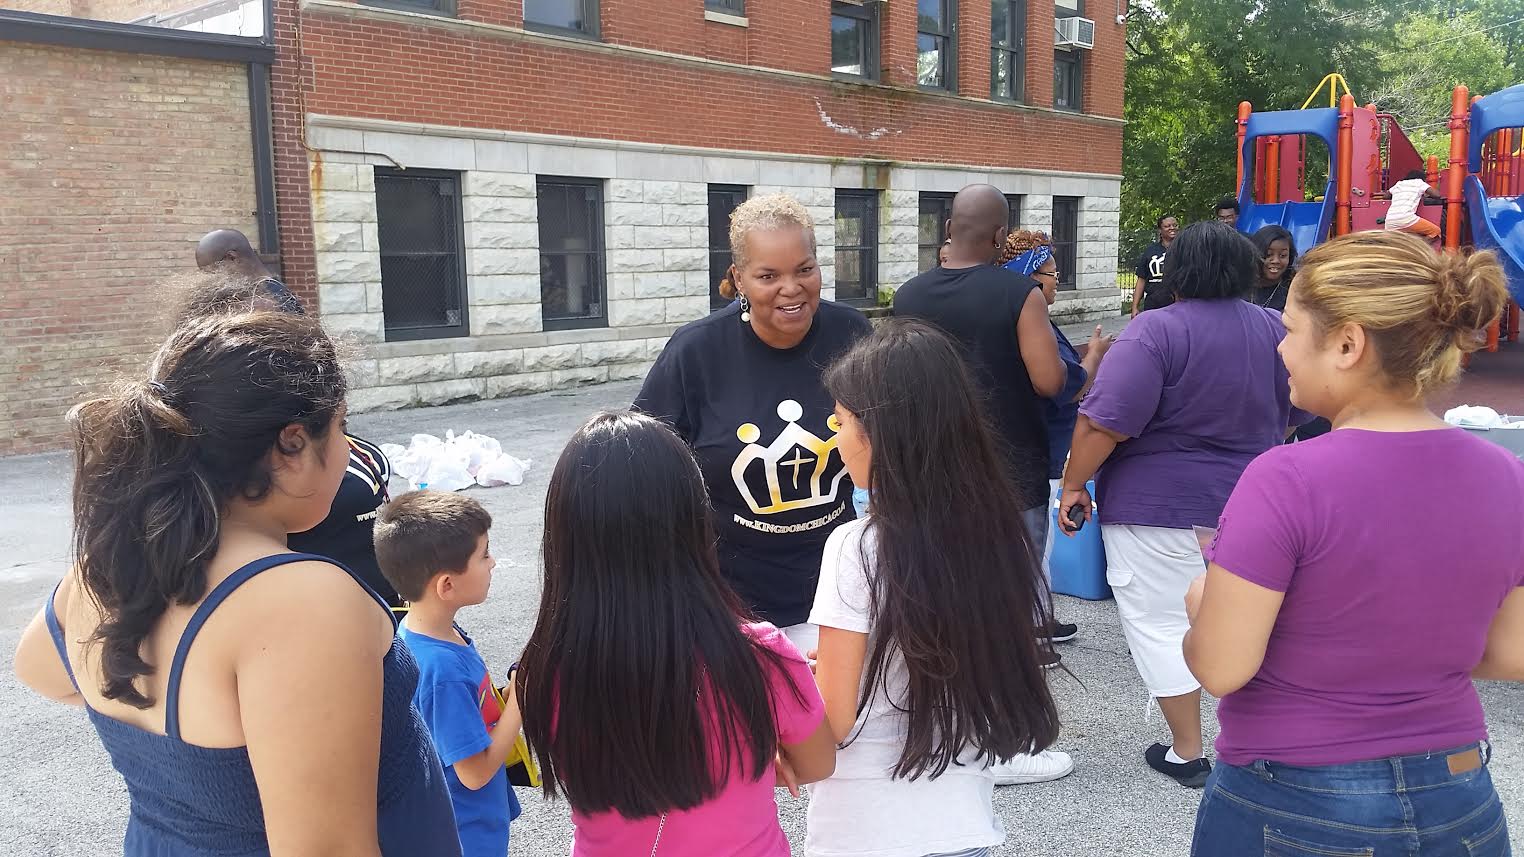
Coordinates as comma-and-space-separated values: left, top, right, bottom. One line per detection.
807, 319, 1062, 857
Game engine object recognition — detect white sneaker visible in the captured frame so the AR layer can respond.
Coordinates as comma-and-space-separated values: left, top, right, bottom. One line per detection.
991, 750, 1075, 786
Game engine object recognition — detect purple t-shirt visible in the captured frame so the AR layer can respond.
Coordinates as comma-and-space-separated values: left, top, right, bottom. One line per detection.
1080, 299, 1301, 530
1208, 429, 1524, 766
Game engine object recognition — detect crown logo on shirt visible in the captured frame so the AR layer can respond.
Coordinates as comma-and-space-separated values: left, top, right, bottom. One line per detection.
730, 400, 849, 516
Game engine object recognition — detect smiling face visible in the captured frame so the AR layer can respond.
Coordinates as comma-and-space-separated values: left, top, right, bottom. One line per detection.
1035, 257, 1060, 305
1159, 217, 1180, 243
734, 226, 822, 350
1261, 238, 1291, 283
1216, 208, 1238, 226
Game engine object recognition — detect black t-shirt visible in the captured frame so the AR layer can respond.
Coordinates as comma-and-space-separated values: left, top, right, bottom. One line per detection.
893, 264, 1050, 511
1247, 279, 1289, 313
634, 301, 872, 627
288, 435, 399, 606
1134, 243, 1172, 310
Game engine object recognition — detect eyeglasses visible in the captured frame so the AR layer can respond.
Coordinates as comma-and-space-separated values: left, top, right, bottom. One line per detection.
1034, 270, 1061, 280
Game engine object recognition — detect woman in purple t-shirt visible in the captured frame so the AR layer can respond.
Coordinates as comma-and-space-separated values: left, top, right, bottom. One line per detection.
1058, 222, 1301, 789
1185, 231, 1524, 855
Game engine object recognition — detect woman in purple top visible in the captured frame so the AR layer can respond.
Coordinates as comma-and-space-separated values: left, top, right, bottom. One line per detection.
1185, 232, 1524, 856
1058, 222, 1302, 789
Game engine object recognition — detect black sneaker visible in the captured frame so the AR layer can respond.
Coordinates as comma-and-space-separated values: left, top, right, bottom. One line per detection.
1043, 621, 1079, 643
1040, 649, 1063, 670
1145, 743, 1211, 788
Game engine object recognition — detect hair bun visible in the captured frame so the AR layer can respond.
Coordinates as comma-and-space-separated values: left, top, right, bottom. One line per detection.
1432, 250, 1507, 344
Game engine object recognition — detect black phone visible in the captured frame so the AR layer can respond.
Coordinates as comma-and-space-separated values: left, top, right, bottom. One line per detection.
1065, 503, 1087, 533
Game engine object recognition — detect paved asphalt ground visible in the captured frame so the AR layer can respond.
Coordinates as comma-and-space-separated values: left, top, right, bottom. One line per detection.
2, 316, 1521, 856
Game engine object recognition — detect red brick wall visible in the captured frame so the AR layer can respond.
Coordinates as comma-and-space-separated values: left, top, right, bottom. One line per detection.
0, 42, 258, 455
269, 0, 317, 309
294, 7, 1123, 174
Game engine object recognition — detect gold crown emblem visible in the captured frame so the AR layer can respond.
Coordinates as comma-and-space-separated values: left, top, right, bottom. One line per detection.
731, 400, 847, 516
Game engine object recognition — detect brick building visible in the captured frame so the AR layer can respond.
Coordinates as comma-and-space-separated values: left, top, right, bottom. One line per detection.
274, 0, 1125, 411
2, 0, 1123, 446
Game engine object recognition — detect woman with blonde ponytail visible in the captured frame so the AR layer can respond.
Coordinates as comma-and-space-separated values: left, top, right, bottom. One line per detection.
14, 306, 458, 856
1184, 231, 1524, 855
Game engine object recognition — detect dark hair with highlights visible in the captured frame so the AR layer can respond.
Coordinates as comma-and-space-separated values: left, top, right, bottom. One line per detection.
1164, 221, 1256, 301
517, 411, 807, 818
822, 319, 1060, 780
69, 309, 346, 708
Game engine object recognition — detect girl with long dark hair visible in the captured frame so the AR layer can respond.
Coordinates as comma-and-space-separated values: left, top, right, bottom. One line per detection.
13, 308, 457, 856
517, 411, 837, 857
806, 320, 1062, 857
1247, 225, 1297, 313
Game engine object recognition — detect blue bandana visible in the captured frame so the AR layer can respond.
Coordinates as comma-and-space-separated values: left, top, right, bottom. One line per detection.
1003, 244, 1054, 277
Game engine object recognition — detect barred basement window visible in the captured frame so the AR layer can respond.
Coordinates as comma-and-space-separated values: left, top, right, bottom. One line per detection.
1052, 196, 1080, 291
918, 192, 954, 273
834, 190, 879, 306
374, 168, 469, 341
1007, 194, 1024, 232
537, 177, 608, 330
708, 184, 748, 310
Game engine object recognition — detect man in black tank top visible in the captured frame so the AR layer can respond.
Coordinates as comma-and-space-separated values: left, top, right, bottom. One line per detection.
894, 185, 1065, 516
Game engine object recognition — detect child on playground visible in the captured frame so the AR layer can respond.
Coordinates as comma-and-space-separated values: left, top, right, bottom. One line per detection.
806, 319, 1062, 857
517, 411, 836, 857
1384, 169, 1445, 242
375, 491, 523, 857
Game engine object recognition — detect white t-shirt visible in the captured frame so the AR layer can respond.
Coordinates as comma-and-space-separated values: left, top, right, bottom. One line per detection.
1385, 178, 1430, 230
804, 517, 1005, 857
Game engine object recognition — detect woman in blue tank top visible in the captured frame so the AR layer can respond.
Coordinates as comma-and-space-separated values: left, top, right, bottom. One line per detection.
13, 302, 459, 856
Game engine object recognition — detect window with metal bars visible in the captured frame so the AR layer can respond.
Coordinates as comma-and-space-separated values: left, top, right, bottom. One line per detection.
831, 1, 879, 80
537, 177, 608, 330
917, 0, 955, 90
990, 0, 1024, 101
374, 168, 469, 341
1052, 196, 1080, 291
708, 184, 747, 310
1007, 194, 1024, 232
834, 190, 879, 306
918, 192, 953, 272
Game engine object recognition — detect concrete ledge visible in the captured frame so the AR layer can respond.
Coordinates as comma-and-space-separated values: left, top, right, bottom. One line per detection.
703, 9, 747, 27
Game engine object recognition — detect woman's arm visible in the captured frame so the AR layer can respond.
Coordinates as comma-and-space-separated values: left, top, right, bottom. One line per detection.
14, 578, 83, 706
1183, 565, 1286, 698
1475, 587, 1524, 681
240, 564, 391, 857
1131, 277, 1146, 317
1057, 414, 1128, 533
1016, 289, 1065, 399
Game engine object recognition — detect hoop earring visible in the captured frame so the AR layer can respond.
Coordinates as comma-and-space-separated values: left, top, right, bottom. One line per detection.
739, 293, 751, 323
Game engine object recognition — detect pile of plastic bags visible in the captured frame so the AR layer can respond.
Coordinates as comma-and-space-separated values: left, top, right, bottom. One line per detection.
380, 430, 532, 493
1443, 405, 1524, 429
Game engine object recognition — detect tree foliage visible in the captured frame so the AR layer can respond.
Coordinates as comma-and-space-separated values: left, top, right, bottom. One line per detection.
1122, 0, 1520, 256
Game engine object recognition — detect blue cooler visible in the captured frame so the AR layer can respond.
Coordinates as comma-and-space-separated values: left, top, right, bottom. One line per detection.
1049, 480, 1110, 600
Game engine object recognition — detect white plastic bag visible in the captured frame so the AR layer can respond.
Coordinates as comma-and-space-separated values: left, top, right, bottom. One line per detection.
475, 453, 532, 487
1443, 405, 1504, 428
417, 453, 476, 492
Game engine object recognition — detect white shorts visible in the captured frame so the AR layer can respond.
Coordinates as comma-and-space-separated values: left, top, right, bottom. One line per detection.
1100, 523, 1203, 698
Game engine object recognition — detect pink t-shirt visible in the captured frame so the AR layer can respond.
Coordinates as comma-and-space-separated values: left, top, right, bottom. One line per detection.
1207, 429, 1524, 766
569, 622, 825, 857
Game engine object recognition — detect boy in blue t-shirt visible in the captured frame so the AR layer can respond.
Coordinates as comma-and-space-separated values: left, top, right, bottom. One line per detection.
375, 490, 523, 857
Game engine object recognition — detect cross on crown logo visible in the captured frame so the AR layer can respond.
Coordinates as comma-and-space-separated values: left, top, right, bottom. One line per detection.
730, 400, 847, 516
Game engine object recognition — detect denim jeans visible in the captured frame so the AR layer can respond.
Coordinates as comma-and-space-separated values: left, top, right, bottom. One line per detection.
1192, 743, 1511, 856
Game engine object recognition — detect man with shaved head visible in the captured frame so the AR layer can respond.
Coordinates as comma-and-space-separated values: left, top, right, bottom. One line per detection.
195, 228, 303, 314
892, 184, 1074, 784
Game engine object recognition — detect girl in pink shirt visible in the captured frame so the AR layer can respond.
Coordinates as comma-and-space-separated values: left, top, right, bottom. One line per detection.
517, 411, 837, 857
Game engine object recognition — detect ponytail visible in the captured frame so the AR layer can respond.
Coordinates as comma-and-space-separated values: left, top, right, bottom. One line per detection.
70, 308, 345, 707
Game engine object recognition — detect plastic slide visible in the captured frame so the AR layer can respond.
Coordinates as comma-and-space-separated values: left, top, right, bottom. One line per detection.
1236, 107, 1339, 253
1467, 85, 1524, 303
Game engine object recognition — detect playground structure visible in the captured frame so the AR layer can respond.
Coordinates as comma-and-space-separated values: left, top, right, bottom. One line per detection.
1233, 75, 1524, 349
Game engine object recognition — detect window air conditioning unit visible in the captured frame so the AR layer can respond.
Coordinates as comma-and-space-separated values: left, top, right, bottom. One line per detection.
1055, 16, 1096, 49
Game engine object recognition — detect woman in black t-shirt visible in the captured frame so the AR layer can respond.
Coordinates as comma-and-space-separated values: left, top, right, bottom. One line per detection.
634, 194, 871, 653
1132, 214, 1179, 316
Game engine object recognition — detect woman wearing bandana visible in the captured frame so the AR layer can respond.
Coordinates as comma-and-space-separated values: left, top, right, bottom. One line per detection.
1000, 231, 1114, 635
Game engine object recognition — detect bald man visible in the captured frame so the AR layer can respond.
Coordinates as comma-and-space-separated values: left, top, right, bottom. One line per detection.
195, 229, 303, 314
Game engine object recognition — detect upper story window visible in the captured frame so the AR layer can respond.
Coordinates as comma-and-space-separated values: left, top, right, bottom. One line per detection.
1053, 0, 1083, 111
525, 0, 599, 37
831, 1, 880, 81
705, 0, 744, 14
917, 0, 955, 90
990, 0, 1025, 101
363, 0, 455, 16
